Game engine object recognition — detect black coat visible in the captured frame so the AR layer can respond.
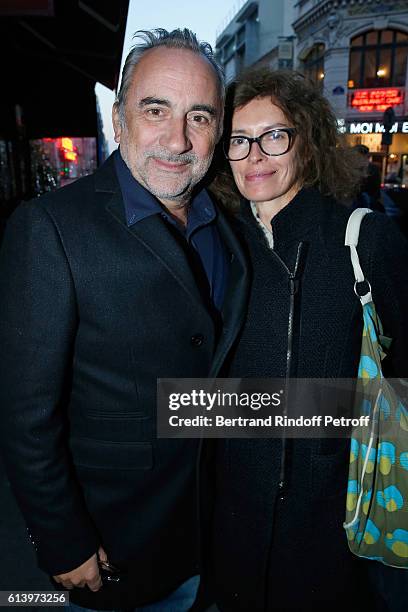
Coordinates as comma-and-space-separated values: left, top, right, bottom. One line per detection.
204, 188, 408, 611
0, 155, 249, 610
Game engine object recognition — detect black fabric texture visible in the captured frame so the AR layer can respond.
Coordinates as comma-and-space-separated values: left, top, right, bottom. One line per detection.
207, 187, 408, 612
0, 154, 250, 610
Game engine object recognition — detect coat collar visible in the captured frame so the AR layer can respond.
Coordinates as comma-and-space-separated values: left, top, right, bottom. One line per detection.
112, 149, 217, 237
210, 206, 250, 376
94, 154, 250, 371
240, 186, 329, 249
97, 155, 211, 318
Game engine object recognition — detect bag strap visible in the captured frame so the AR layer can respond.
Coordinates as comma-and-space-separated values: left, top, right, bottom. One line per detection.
343, 208, 381, 535
344, 208, 373, 306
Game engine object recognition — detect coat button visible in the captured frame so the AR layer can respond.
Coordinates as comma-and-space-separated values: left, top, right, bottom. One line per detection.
191, 334, 204, 347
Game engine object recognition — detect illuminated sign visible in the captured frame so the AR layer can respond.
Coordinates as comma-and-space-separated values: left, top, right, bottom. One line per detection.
64, 151, 77, 162
349, 88, 404, 112
347, 121, 408, 134
58, 137, 78, 163
61, 137, 74, 151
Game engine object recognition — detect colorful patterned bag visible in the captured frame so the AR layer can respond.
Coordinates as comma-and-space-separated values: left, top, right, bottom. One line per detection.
343, 208, 408, 568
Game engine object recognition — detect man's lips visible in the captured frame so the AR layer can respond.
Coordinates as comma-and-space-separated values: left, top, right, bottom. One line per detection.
151, 158, 190, 172
245, 170, 277, 182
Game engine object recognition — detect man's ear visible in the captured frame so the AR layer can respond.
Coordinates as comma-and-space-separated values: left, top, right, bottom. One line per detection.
112, 102, 122, 143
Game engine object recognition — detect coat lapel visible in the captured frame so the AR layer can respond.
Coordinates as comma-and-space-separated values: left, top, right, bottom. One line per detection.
95, 155, 212, 319
94, 155, 250, 364
210, 207, 250, 376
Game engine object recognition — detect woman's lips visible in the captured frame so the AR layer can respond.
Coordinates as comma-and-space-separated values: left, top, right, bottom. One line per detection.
245, 170, 277, 182
152, 158, 189, 172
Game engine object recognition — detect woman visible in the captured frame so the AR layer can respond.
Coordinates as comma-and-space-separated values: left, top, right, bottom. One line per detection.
205, 70, 408, 611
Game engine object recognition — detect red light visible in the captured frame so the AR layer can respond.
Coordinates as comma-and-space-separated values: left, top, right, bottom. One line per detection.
350, 88, 404, 112
57, 137, 78, 163
64, 151, 77, 162
61, 137, 74, 151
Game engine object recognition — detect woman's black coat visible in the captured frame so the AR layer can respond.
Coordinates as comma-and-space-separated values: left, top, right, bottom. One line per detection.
203, 188, 408, 611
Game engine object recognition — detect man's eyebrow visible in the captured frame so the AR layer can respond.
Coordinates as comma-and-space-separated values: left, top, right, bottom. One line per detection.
138, 99, 217, 116
139, 97, 171, 107
190, 104, 217, 116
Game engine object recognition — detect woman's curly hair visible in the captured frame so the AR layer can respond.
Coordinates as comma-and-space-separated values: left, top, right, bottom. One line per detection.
208, 68, 364, 209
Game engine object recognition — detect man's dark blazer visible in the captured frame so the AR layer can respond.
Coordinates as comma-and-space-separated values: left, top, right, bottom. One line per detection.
0, 154, 249, 610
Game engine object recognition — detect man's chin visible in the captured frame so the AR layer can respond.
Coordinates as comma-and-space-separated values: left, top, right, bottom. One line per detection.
146, 180, 194, 202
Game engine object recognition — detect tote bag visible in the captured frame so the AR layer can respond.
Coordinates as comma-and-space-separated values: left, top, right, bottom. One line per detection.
343, 208, 408, 568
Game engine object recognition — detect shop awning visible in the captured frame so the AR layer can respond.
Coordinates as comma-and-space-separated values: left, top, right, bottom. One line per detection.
0, 0, 129, 138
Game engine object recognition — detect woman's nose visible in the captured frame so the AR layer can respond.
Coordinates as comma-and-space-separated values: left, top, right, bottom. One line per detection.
248, 140, 265, 162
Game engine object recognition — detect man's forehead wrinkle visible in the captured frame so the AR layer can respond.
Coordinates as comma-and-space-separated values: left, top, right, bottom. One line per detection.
131, 47, 219, 97
137, 96, 217, 117
138, 73, 214, 93
132, 78, 219, 112
125, 47, 222, 127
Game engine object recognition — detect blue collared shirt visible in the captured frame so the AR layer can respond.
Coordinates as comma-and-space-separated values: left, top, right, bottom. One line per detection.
113, 149, 228, 312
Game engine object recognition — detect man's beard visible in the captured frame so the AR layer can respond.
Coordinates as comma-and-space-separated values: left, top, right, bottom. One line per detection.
136, 147, 212, 201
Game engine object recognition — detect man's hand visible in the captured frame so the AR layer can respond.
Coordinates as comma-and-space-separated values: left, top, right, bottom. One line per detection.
53, 546, 107, 591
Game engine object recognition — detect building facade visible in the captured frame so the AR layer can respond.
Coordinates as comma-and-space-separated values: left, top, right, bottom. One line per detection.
215, 0, 297, 81
293, 0, 408, 182
216, 0, 408, 182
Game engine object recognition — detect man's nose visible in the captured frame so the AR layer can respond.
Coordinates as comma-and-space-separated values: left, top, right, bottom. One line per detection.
159, 117, 192, 154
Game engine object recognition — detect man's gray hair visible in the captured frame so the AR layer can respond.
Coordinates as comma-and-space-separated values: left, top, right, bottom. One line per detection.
115, 28, 225, 124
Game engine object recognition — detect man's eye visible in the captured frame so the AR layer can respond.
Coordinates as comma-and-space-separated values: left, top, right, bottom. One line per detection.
146, 108, 163, 117
189, 114, 210, 124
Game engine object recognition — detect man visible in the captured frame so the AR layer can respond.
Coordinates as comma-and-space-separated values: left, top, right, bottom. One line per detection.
0, 29, 248, 611
352, 144, 384, 213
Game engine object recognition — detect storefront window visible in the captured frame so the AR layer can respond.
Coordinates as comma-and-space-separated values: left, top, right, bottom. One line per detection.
349, 49, 361, 88
366, 31, 378, 46
351, 35, 363, 47
30, 137, 97, 195
381, 30, 393, 45
348, 29, 408, 89
395, 46, 407, 86
303, 43, 325, 86
377, 48, 392, 85
363, 48, 377, 87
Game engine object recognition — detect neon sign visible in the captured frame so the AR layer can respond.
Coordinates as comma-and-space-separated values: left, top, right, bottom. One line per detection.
348, 121, 408, 134
350, 88, 404, 112
59, 137, 78, 163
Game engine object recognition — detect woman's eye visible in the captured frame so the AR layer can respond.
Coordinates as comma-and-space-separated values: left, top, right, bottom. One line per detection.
270, 131, 284, 140
231, 137, 246, 146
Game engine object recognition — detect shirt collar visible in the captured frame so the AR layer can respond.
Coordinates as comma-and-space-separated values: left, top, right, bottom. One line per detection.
113, 148, 216, 238
114, 148, 163, 225
250, 201, 275, 249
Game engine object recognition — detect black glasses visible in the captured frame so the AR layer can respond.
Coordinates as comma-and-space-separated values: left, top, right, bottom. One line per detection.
224, 128, 296, 161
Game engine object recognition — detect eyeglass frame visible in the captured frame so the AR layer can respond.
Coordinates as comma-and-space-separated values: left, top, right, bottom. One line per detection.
224, 127, 297, 161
